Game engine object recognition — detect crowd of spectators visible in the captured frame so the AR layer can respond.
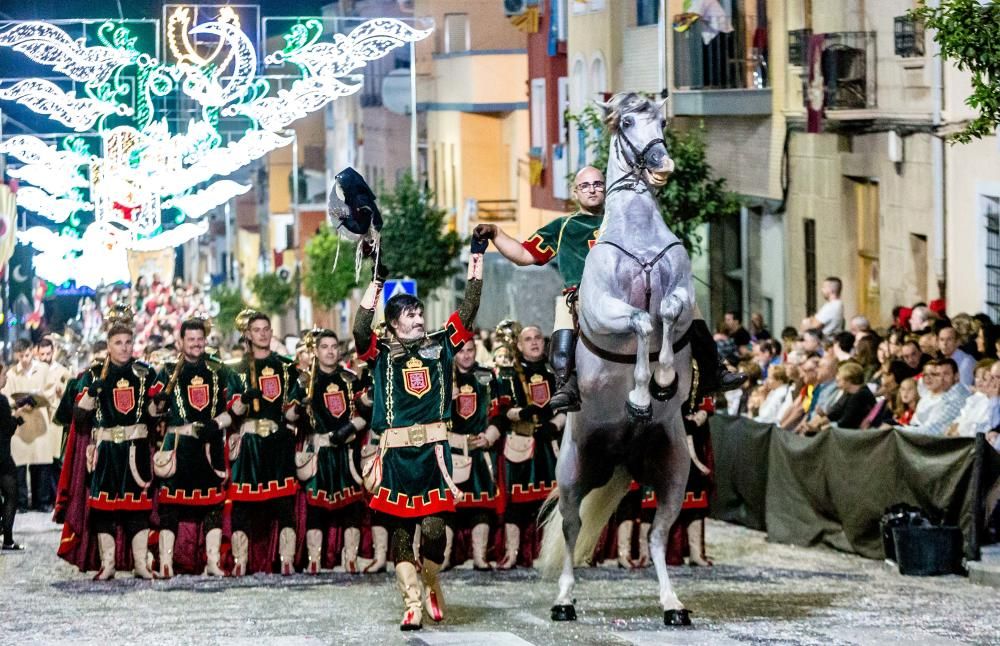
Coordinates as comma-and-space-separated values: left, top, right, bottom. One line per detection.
719, 276, 1000, 451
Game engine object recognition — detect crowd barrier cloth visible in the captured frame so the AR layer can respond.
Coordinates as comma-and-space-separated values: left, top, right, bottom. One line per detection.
709, 415, 999, 561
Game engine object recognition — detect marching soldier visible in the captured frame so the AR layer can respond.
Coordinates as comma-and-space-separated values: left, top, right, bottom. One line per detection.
73, 305, 157, 580
496, 324, 565, 570
227, 309, 304, 575
298, 328, 369, 574
149, 318, 236, 577
353, 241, 484, 631
446, 339, 502, 570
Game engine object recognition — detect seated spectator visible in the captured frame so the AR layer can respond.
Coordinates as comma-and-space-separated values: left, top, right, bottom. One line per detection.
722, 311, 751, 348
849, 315, 871, 341
833, 331, 855, 362
780, 354, 820, 431
854, 334, 881, 383
801, 328, 824, 355
728, 360, 762, 416
907, 359, 970, 436
892, 377, 919, 426
918, 331, 939, 359
826, 362, 877, 429
755, 364, 794, 425
891, 340, 929, 383
794, 353, 841, 435
749, 312, 771, 341
780, 327, 800, 360
952, 313, 980, 358
976, 322, 1000, 361
909, 305, 933, 334
753, 339, 782, 379
938, 325, 975, 387
950, 359, 997, 437
801, 276, 844, 336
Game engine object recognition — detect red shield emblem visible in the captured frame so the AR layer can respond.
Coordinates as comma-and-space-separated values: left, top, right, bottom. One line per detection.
187, 383, 210, 411
324, 391, 347, 417
402, 358, 431, 398
529, 380, 551, 406
259, 374, 281, 402
113, 383, 135, 414
457, 392, 477, 419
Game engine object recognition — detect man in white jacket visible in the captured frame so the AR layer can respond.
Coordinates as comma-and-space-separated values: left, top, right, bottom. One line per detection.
2, 339, 55, 512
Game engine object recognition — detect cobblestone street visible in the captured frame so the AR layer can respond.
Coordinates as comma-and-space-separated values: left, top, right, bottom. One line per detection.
1, 513, 996, 645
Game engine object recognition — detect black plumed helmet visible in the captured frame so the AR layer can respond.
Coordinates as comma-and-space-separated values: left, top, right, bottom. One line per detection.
328, 167, 382, 239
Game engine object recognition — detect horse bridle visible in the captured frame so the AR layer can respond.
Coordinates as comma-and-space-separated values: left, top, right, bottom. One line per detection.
605, 123, 666, 197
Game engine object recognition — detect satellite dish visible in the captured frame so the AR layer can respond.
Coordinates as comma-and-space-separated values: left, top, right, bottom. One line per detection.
381, 68, 413, 116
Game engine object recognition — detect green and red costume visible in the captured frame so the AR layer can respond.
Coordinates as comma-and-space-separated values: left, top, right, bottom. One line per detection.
227, 352, 303, 502
522, 211, 602, 291
497, 359, 560, 504
301, 367, 367, 510
359, 312, 473, 518
450, 365, 501, 511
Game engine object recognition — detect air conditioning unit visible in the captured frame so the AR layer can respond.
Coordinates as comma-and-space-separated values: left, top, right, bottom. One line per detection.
504, 0, 528, 17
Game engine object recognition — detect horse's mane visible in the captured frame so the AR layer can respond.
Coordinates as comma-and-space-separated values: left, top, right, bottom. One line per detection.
603, 92, 658, 133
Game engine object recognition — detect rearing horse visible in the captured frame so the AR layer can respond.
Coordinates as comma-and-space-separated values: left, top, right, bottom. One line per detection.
537, 92, 695, 626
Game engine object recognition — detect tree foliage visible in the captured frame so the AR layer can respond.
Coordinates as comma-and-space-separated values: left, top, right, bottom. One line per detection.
249, 272, 295, 316
911, 0, 1000, 143
377, 172, 461, 294
303, 222, 362, 309
565, 105, 740, 253
210, 284, 246, 335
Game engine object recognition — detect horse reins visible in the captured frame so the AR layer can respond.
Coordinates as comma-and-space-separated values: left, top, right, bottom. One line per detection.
605, 127, 666, 197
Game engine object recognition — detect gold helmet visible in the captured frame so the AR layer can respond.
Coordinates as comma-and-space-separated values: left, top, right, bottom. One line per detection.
103, 304, 135, 338
235, 308, 264, 336
493, 319, 523, 368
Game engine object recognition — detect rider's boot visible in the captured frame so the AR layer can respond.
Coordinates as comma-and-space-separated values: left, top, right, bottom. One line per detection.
548, 328, 580, 412
690, 319, 747, 394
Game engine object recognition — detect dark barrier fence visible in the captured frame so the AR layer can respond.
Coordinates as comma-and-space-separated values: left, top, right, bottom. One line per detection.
709, 415, 999, 561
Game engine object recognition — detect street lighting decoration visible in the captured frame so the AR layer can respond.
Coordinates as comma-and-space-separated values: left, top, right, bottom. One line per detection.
0, 7, 432, 287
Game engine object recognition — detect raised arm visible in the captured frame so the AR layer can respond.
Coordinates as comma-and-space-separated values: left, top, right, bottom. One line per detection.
474, 224, 537, 266
353, 261, 387, 359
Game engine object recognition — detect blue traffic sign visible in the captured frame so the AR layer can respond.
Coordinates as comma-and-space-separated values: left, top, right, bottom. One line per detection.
383, 279, 417, 305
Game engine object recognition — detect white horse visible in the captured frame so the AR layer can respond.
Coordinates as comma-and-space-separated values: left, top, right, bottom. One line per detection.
537, 92, 696, 626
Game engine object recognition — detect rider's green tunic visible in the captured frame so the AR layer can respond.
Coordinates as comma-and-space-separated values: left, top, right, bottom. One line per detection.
522, 211, 603, 290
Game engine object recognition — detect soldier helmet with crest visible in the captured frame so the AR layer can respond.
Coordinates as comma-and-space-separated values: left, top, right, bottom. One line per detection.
103, 304, 135, 338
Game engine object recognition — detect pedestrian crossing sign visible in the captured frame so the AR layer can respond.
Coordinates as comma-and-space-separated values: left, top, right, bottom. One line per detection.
383, 279, 417, 305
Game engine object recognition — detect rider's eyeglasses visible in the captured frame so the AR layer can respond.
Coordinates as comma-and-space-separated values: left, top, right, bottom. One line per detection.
575, 181, 605, 193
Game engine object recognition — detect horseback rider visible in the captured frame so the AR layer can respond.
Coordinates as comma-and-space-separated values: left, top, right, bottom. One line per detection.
474, 165, 746, 411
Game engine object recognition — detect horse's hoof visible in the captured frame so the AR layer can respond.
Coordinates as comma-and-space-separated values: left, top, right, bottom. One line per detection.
551, 604, 577, 621
625, 400, 652, 424
664, 608, 692, 626
650, 373, 678, 401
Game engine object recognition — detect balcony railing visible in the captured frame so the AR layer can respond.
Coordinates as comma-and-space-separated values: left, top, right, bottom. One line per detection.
474, 199, 517, 222
673, 17, 769, 91
811, 31, 877, 111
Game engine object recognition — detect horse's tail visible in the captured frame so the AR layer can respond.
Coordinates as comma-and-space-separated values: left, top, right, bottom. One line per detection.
536, 465, 632, 579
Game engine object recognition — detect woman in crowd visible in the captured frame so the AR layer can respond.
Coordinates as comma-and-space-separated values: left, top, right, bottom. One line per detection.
826, 362, 877, 429
854, 334, 881, 383
754, 365, 794, 425
893, 378, 920, 426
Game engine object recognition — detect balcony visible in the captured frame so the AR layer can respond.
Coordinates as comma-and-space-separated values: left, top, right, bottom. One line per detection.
811, 31, 877, 111
672, 16, 771, 116
474, 199, 517, 222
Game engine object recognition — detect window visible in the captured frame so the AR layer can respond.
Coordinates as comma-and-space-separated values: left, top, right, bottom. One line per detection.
570, 57, 587, 110
530, 78, 547, 149
894, 15, 925, 58
444, 13, 469, 54
804, 218, 817, 315
590, 54, 607, 98
636, 0, 658, 27
673, 0, 769, 90
985, 196, 1000, 321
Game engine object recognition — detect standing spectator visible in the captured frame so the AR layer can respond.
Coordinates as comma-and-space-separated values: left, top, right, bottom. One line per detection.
0, 363, 33, 551
722, 311, 751, 348
1, 339, 55, 513
826, 362, 877, 429
938, 326, 975, 387
893, 378, 920, 426
908, 359, 970, 436
801, 276, 844, 336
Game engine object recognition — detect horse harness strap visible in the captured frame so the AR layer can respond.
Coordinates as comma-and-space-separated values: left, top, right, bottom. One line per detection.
606, 129, 666, 197
579, 327, 691, 365
597, 239, 682, 310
